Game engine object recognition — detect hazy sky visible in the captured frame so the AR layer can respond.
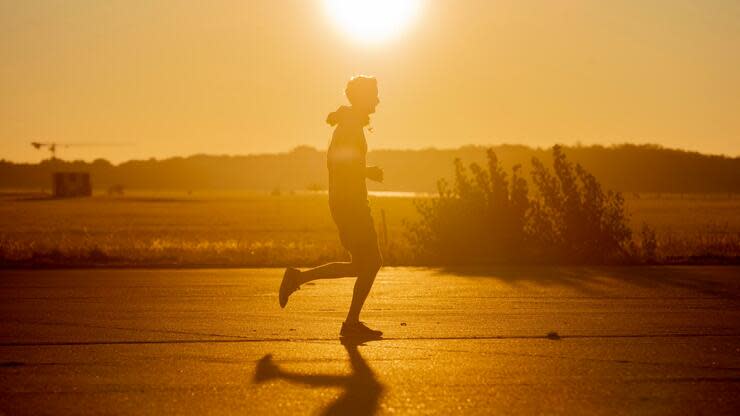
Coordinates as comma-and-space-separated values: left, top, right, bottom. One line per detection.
2, 0, 739, 163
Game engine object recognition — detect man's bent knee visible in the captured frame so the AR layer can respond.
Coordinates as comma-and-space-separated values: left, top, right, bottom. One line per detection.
353, 251, 382, 276
367, 250, 383, 274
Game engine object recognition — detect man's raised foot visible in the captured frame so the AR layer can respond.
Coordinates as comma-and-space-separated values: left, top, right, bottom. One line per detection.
279, 268, 300, 308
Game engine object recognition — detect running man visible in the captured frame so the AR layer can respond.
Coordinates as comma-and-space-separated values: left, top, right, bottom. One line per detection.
279, 76, 384, 338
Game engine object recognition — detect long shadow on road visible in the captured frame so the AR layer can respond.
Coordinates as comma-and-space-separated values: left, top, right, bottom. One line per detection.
254, 336, 383, 415
436, 265, 740, 299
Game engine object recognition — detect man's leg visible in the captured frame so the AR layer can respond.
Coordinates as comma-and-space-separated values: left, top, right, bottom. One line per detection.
295, 262, 357, 286
345, 250, 382, 323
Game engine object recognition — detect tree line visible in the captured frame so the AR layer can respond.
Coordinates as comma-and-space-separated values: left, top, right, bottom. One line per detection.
2, 144, 739, 194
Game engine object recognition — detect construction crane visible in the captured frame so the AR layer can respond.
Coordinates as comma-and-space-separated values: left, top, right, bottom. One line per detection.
31, 141, 132, 160
31, 142, 68, 159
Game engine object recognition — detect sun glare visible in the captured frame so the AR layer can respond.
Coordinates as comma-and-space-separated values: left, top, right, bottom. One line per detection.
323, 0, 421, 44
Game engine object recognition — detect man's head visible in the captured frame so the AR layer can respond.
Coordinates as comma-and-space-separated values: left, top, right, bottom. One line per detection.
345, 76, 379, 115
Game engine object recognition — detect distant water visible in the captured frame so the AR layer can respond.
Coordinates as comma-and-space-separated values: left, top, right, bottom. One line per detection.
293, 190, 432, 198
368, 190, 433, 198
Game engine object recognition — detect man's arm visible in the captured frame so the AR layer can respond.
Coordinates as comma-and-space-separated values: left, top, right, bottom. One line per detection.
365, 166, 384, 183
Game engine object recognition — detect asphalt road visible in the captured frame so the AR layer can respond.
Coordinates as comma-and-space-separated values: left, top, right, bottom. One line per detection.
0, 267, 739, 415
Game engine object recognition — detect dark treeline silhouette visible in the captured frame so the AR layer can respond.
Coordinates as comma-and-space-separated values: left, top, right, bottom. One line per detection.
2, 144, 739, 194
407, 146, 636, 264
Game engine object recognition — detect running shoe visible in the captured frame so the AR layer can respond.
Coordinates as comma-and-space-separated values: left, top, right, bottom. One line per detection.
340, 321, 383, 338
279, 268, 300, 308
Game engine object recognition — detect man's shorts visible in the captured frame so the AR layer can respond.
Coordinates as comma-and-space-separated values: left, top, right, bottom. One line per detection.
329, 202, 380, 261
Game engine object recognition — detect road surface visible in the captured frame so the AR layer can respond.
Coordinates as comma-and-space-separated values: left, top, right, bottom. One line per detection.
0, 267, 739, 415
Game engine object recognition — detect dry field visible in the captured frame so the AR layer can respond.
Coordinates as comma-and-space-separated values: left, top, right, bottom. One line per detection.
0, 191, 738, 266
624, 195, 740, 260
0, 192, 416, 267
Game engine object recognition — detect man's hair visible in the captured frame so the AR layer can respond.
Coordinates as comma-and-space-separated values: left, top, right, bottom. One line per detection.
345, 76, 377, 106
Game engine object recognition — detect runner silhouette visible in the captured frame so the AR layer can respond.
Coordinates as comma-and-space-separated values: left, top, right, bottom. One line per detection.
280, 76, 384, 338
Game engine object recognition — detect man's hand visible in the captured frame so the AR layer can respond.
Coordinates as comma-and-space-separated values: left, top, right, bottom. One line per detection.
366, 166, 384, 183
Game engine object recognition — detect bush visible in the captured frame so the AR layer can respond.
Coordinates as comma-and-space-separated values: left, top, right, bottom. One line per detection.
528, 145, 632, 263
407, 145, 634, 264
639, 223, 658, 263
406, 149, 529, 264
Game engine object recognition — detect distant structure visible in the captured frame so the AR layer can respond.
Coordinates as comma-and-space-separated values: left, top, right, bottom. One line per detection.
53, 172, 92, 198
31, 142, 67, 160
30, 141, 95, 198
107, 184, 125, 196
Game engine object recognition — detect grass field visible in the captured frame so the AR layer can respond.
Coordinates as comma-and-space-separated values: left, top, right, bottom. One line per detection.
1, 191, 738, 267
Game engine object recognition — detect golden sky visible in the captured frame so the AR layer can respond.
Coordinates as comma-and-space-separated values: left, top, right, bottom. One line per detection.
2, 0, 739, 162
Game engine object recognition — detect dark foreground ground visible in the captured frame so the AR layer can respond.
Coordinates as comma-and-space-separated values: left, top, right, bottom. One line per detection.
0, 267, 739, 415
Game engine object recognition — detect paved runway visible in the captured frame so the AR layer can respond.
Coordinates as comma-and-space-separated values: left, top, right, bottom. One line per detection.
0, 267, 739, 415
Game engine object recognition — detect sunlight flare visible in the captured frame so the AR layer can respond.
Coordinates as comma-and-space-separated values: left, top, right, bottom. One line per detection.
323, 0, 421, 44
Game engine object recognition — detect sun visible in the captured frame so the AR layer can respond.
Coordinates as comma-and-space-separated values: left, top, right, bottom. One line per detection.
323, 0, 421, 44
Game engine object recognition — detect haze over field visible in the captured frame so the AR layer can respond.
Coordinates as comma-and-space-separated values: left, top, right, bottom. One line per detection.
2, 0, 740, 163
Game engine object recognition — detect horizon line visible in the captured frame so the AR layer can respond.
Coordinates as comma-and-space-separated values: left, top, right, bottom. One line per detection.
3, 142, 738, 165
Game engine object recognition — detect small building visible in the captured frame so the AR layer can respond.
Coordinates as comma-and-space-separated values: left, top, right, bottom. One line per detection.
53, 172, 92, 198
